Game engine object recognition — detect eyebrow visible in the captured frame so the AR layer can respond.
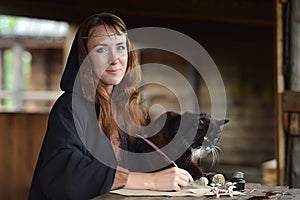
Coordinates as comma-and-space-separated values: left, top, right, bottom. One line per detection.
93, 42, 126, 48
83, 32, 127, 39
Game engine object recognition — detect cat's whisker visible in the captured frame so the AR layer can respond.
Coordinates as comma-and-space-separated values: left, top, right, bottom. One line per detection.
216, 147, 220, 160
211, 148, 217, 167
210, 147, 216, 167
215, 145, 223, 153
214, 148, 219, 161
210, 145, 222, 167
216, 146, 223, 161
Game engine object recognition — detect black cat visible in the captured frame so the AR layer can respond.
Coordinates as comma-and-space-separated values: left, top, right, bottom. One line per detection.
142, 111, 229, 179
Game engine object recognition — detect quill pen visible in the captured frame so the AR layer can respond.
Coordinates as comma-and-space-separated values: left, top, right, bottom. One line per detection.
137, 134, 178, 168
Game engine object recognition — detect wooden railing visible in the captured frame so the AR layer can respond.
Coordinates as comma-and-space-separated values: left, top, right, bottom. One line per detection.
282, 91, 300, 136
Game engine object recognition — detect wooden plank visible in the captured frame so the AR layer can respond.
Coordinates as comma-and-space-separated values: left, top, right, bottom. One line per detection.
0, 113, 48, 200
289, 113, 300, 136
0, 39, 64, 49
282, 91, 300, 136
282, 91, 300, 112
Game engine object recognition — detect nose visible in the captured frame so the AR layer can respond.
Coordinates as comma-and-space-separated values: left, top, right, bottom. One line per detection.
110, 59, 118, 65
205, 146, 211, 151
108, 50, 119, 65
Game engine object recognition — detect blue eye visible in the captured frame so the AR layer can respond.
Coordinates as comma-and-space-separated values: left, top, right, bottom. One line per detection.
117, 45, 126, 51
96, 48, 107, 53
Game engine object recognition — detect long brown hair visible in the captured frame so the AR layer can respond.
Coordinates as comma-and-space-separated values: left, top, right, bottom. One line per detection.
77, 13, 148, 139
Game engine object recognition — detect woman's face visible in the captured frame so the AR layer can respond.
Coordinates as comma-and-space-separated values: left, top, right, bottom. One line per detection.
86, 25, 128, 93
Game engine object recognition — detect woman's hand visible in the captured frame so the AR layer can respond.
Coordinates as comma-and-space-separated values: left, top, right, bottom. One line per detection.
148, 167, 193, 191
124, 167, 193, 191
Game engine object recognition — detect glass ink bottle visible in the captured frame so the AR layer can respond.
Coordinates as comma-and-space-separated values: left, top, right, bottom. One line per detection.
231, 171, 246, 192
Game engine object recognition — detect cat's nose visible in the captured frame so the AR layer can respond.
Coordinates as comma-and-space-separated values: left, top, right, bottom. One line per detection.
205, 147, 211, 151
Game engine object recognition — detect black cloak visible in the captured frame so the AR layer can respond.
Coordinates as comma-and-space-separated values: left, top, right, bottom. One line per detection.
28, 33, 142, 200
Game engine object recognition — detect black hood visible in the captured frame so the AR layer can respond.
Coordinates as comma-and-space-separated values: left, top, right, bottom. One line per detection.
59, 30, 97, 103
60, 32, 80, 93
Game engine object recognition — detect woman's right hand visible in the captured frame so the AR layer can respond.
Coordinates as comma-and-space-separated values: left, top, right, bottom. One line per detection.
124, 167, 193, 191
147, 167, 193, 191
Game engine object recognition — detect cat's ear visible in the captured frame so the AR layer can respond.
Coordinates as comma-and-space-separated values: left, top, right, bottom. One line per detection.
217, 119, 229, 126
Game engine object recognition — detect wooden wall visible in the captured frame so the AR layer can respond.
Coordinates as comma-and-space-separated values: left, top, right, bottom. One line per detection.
139, 20, 275, 183
199, 29, 275, 183
0, 113, 48, 200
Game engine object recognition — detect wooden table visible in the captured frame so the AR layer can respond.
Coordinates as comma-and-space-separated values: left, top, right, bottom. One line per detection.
93, 183, 300, 200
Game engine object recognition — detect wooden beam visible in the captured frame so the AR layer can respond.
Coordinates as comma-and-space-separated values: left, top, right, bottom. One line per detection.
0, 0, 274, 25
282, 91, 300, 112
289, 113, 299, 136
0, 39, 63, 49
282, 91, 300, 137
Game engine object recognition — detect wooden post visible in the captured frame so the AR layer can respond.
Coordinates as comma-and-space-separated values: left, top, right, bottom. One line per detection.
0, 49, 2, 90
284, 0, 300, 187
291, 0, 300, 91
275, 0, 286, 186
12, 42, 24, 110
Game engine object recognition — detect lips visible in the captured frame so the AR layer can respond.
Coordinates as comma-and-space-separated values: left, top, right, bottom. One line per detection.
105, 68, 121, 74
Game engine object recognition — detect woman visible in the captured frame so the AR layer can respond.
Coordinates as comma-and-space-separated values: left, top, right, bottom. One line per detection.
29, 13, 193, 200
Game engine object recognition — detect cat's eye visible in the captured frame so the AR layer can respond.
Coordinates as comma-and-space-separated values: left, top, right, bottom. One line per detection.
204, 136, 208, 141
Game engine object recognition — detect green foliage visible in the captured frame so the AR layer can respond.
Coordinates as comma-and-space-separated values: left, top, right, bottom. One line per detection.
2, 49, 32, 107
22, 51, 32, 89
3, 50, 13, 90
0, 15, 19, 34
3, 50, 13, 106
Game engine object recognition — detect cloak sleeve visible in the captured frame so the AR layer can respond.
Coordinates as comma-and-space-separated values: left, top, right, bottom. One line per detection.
29, 93, 117, 200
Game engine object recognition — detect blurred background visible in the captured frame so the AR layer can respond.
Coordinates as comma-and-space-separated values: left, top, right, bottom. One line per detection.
0, 0, 299, 199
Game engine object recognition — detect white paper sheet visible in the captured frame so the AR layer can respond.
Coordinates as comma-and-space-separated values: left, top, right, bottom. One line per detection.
110, 186, 212, 197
